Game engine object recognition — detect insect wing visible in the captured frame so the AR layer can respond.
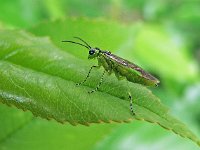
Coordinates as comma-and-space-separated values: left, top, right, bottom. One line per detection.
104, 53, 159, 83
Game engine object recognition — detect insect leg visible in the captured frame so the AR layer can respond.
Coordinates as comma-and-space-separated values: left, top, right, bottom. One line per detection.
88, 70, 106, 93
76, 65, 98, 86
128, 92, 135, 115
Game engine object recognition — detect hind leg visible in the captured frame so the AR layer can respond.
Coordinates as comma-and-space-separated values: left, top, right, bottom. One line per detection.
128, 92, 135, 115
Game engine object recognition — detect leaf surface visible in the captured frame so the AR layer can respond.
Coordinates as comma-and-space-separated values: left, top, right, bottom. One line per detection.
0, 28, 199, 146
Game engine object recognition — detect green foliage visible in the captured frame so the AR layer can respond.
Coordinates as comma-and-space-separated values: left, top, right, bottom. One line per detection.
95, 121, 200, 150
0, 104, 32, 141
0, 24, 200, 146
29, 18, 199, 91
0, 0, 200, 149
0, 105, 114, 150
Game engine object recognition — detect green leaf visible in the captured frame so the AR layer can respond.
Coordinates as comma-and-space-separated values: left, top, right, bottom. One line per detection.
133, 25, 198, 82
0, 105, 115, 150
95, 121, 200, 150
0, 104, 33, 142
29, 18, 137, 59
0, 27, 200, 146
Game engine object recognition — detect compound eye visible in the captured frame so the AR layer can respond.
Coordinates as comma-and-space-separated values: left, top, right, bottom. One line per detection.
89, 50, 95, 55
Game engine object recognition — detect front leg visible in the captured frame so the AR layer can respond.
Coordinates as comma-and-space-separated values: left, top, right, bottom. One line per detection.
76, 65, 99, 86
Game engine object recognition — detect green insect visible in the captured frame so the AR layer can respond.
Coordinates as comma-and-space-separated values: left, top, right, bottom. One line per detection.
62, 37, 160, 115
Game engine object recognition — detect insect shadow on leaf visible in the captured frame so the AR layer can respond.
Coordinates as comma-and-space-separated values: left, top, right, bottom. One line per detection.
62, 37, 160, 115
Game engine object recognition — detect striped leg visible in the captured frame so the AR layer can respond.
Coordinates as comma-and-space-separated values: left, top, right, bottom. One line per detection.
128, 92, 135, 115
88, 70, 106, 93
76, 65, 98, 86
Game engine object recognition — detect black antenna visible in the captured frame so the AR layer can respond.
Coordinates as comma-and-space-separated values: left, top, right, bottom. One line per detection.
73, 37, 91, 49
62, 40, 90, 49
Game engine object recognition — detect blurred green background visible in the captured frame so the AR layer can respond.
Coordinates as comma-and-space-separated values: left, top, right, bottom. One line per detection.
0, 0, 200, 150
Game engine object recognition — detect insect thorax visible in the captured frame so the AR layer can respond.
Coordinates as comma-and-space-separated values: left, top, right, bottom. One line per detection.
97, 52, 112, 72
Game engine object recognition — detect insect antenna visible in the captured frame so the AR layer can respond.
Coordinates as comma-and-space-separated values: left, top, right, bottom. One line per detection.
62, 40, 90, 49
73, 37, 91, 49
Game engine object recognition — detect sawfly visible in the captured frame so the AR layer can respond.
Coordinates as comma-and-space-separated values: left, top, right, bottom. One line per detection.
62, 37, 160, 115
